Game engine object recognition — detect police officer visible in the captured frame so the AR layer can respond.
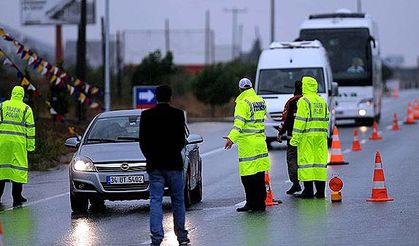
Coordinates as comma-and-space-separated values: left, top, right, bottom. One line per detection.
290, 76, 329, 198
224, 78, 270, 212
0, 86, 35, 207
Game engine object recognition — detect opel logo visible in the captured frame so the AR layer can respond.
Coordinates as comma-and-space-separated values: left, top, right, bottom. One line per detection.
121, 163, 129, 171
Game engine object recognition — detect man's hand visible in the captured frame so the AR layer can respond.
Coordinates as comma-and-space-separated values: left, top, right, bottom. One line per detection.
277, 133, 283, 143
224, 137, 234, 149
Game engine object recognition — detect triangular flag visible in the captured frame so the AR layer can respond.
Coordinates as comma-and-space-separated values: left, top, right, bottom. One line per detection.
16, 71, 23, 79
16, 45, 23, 55
50, 75, 57, 83
0, 50, 4, 58
55, 77, 61, 85
78, 93, 86, 103
84, 84, 90, 94
36, 64, 44, 73
50, 107, 57, 115
0, 28, 5, 36
69, 86, 75, 95
54, 66, 59, 75
23, 53, 31, 61
3, 58, 12, 66
21, 50, 26, 59
41, 67, 47, 75
90, 102, 99, 109
28, 56, 35, 65
21, 77, 31, 86
90, 87, 99, 95
74, 79, 81, 87
28, 84, 36, 91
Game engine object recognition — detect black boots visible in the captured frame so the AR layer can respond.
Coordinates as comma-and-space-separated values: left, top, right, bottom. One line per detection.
295, 181, 326, 199
286, 183, 302, 195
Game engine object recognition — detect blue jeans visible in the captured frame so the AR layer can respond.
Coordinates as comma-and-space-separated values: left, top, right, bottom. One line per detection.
148, 170, 188, 245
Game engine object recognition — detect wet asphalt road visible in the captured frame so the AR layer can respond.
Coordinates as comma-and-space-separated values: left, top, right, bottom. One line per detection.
1, 90, 419, 246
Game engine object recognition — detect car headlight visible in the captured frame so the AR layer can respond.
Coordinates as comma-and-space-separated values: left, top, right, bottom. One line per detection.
73, 157, 96, 172
358, 98, 373, 107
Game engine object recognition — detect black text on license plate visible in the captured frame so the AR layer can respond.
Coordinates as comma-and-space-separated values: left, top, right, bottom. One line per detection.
107, 175, 144, 184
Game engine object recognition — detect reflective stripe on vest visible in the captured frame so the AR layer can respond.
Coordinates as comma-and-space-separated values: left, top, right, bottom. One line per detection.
293, 128, 328, 133
0, 130, 34, 139
298, 164, 327, 169
0, 164, 29, 171
295, 116, 329, 122
239, 153, 268, 162
234, 116, 264, 123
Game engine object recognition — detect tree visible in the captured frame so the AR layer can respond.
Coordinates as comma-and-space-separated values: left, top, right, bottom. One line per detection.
131, 50, 176, 85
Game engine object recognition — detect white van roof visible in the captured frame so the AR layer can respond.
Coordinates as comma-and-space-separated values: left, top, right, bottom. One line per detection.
269, 40, 323, 49
259, 40, 328, 69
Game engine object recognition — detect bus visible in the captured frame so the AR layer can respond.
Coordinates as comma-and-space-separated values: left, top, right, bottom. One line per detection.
299, 10, 382, 125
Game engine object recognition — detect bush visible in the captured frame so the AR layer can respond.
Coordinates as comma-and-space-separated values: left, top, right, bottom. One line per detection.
28, 119, 76, 170
192, 61, 257, 115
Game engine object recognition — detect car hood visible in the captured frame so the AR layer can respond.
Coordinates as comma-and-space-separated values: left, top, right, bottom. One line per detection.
79, 142, 145, 163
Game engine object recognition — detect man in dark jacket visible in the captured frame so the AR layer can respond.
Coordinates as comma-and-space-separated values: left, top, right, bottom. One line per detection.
277, 80, 303, 195
139, 85, 190, 246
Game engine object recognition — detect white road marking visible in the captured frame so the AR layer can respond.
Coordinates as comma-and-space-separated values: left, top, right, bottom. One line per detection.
2, 148, 226, 211
342, 149, 351, 154
360, 139, 368, 144
234, 200, 246, 207
201, 147, 226, 157
3, 192, 69, 211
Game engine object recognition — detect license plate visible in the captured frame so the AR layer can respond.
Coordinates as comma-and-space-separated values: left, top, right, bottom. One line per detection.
107, 175, 144, 184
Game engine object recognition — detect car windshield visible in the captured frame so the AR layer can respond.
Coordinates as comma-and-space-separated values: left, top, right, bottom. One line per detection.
300, 28, 372, 86
257, 68, 325, 94
86, 116, 140, 143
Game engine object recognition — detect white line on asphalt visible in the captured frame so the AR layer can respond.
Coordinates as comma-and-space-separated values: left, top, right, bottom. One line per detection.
201, 147, 227, 157
360, 139, 368, 144
3, 192, 69, 211
342, 149, 351, 154
2, 147, 226, 211
234, 200, 246, 207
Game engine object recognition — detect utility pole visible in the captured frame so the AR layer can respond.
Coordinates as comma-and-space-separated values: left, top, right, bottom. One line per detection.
165, 19, 170, 53
205, 10, 210, 65
357, 0, 362, 12
224, 7, 246, 60
55, 25, 63, 64
76, 0, 87, 120
116, 31, 122, 97
104, 0, 111, 111
270, 0, 275, 43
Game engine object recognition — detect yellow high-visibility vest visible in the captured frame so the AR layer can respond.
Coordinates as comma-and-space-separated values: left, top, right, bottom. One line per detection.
0, 86, 35, 183
228, 88, 270, 176
290, 77, 329, 181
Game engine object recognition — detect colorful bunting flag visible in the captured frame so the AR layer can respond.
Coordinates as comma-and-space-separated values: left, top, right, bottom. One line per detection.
21, 77, 31, 86
3, 58, 12, 66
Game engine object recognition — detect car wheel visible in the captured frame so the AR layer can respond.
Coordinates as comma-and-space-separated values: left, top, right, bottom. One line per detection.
70, 193, 88, 213
184, 174, 192, 208
191, 181, 202, 204
90, 198, 106, 211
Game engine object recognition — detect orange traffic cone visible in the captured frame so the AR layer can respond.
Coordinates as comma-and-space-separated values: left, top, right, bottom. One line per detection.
265, 172, 280, 206
405, 102, 416, 124
351, 129, 361, 151
414, 99, 419, 119
367, 151, 394, 202
393, 88, 399, 98
391, 113, 400, 131
328, 126, 349, 165
369, 120, 382, 140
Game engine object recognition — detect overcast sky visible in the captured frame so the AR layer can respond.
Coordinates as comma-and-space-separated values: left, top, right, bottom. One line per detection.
1, 0, 418, 66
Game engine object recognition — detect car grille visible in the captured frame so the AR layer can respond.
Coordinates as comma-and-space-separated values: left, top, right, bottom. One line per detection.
94, 162, 147, 172
101, 182, 149, 191
269, 111, 283, 122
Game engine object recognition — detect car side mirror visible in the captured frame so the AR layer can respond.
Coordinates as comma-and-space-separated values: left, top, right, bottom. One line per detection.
369, 36, 376, 49
65, 137, 80, 148
186, 134, 203, 145
331, 82, 339, 97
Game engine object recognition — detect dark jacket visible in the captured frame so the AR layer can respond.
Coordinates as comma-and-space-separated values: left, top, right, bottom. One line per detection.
139, 103, 186, 172
278, 94, 302, 137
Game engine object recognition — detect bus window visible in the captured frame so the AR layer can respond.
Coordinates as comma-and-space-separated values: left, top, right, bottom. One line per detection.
300, 28, 372, 86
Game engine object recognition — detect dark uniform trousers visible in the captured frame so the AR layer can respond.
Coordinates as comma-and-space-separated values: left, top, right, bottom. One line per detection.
240, 171, 266, 210
286, 144, 298, 184
0, 180, 23, 202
